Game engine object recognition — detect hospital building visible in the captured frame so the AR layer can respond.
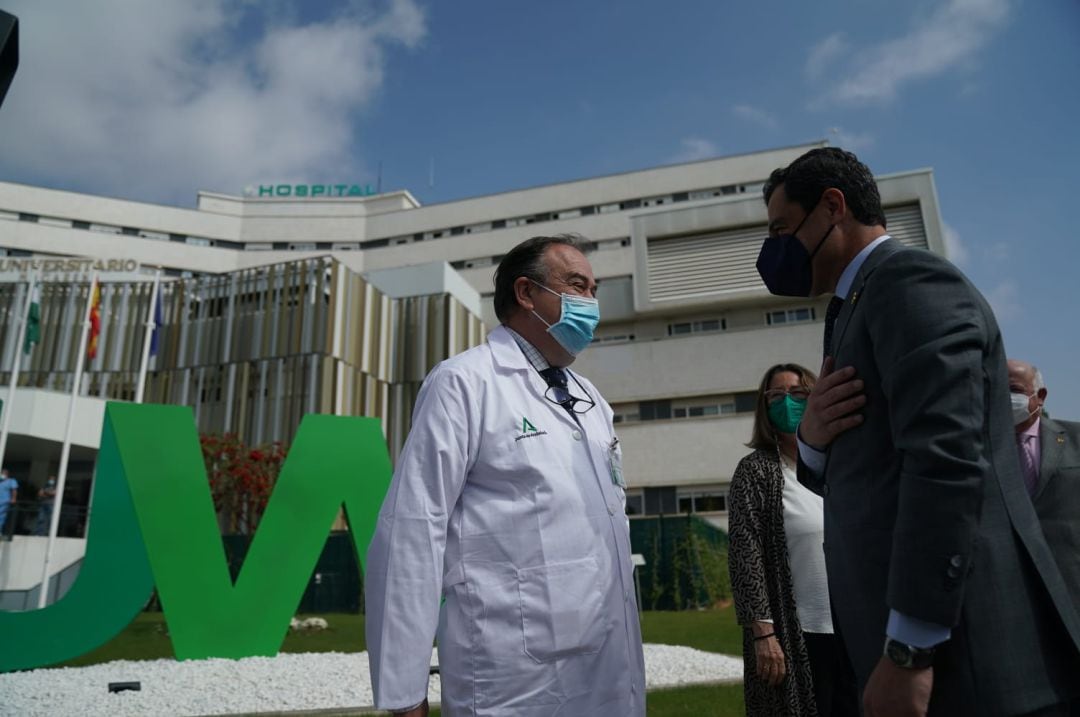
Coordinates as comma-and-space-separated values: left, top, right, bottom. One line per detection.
0, 140, 945, 602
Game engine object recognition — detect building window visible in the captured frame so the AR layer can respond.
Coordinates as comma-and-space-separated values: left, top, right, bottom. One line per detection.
677, 488, 729, 514
644, 487, 678, 516
593, 333, 635, 344
18, 213, 39, 223
766, 307, 816, 325
639, 400, 672, 422
672, 402, 732, 419
72, 220, 90, 229
734, 391, 758, 414
288, 242, 317, 251
667, 318, 725, 336
625, 491, 644, 516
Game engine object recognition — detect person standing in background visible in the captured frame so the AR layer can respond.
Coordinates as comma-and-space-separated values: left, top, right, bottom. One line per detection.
0, 469, 17, 539
729, 363, 858, 717
33, 476, 57, 536
1008, 359, 1080, 610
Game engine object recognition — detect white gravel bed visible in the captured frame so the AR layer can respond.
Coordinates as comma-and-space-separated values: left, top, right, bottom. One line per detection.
0, 645, 742, 716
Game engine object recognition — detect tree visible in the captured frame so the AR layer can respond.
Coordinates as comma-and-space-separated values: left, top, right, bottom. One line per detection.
199, 433, 287, 534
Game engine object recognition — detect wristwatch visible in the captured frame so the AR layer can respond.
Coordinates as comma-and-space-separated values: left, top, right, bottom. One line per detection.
883, 637, 935, 669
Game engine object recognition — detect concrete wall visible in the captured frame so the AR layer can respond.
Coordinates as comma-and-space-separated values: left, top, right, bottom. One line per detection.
0, 536, 85, 591
617, 414, 755, 488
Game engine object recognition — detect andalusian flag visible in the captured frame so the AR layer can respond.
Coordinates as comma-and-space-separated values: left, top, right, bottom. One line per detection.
87, 281, 102, 360
23, 282, 40, 355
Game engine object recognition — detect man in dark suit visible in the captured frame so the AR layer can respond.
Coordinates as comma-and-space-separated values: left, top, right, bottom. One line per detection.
1009, 358, 1080, 610
754, 147, 1080, 716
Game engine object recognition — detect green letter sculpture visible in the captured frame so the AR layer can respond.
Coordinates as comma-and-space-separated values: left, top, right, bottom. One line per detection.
0, 403, 393, 671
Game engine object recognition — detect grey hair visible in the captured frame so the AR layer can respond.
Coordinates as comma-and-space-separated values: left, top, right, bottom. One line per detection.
1033, 367, 1045, 392
492, 234, 588, 322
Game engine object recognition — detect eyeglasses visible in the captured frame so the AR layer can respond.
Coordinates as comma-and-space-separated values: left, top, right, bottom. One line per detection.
764, 387, 810, 403
544, 374, 597, 415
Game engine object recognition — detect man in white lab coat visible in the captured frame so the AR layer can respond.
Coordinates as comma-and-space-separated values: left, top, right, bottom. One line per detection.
365, 235, 646, 716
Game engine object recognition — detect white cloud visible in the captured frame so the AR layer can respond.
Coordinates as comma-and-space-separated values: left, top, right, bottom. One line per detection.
827, 0, 1010, 105
732, 104, 778, 129
985, 279, 1021, 323
671, 138, 718, 163
805, 33, 847, 79
827, 127, 876, 152
942, 222, 969, 267
0, 0, 425, 204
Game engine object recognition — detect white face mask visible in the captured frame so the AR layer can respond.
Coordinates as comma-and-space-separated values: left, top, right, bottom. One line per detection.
1010, 392, 1036, 426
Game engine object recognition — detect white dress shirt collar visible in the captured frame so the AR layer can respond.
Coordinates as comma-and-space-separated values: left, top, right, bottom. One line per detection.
834, 234, 891, 300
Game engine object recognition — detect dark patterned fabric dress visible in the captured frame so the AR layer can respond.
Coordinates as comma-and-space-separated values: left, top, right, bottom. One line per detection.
728, 449, 818, 716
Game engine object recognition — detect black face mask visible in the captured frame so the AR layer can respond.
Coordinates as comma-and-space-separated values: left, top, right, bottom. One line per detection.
756, 202, 835, 297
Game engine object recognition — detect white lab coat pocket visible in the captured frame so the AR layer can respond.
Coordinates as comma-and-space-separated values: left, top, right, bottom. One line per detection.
518, 556, 611, 663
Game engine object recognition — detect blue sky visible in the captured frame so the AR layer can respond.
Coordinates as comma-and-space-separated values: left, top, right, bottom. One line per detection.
1, 0, 1078, 408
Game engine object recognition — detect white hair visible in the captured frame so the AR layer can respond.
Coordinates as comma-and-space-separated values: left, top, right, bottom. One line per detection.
1033, 367, 1045, 392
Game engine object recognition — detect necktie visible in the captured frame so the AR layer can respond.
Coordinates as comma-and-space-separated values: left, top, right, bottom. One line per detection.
823, 296, 845, 359
1018, 433, 1039, 497
539, 367, 577, 418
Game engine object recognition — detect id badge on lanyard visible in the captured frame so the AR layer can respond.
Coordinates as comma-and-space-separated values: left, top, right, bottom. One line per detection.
608, 436, 625, 487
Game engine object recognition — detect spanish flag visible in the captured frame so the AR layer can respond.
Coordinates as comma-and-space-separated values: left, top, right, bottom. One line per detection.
87, 280, 102, 360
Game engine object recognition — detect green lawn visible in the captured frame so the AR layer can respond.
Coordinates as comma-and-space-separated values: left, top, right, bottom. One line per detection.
61, 609, 745, 716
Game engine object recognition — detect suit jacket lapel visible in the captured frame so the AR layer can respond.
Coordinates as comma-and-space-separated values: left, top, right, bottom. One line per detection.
831, 240, 905, 358
1036, 418, 1066, 501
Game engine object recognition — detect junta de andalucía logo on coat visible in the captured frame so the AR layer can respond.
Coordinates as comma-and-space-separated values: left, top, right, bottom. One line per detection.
515, 416, 548, 442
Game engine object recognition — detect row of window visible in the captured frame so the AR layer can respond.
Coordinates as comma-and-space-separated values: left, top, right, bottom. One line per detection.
4, 180, 761, 258
378, 183, 760, 249
665, 309, 816, 337
589, 308, 817, 349
613, 393, 756, 424
452, 237, 630, 271
625, 486, 729, 516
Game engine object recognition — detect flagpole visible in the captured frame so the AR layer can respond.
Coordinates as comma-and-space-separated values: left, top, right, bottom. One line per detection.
38, 273, 97, 609
0, 273, 36, 474
135, 269, 162, 404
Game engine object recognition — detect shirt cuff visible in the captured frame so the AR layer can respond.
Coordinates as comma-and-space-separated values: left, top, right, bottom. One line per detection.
886, 610, 951, 648
796, 431, 827, 474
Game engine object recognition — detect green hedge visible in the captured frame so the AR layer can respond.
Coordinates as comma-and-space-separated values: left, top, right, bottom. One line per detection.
630, 515, 730, 611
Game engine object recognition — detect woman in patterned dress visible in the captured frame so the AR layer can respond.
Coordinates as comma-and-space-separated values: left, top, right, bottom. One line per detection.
728, 363, 858, 716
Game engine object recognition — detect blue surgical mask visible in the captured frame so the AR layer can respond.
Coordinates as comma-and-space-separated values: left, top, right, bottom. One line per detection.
756, 200, 835, 297
530, 281, 600, 356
